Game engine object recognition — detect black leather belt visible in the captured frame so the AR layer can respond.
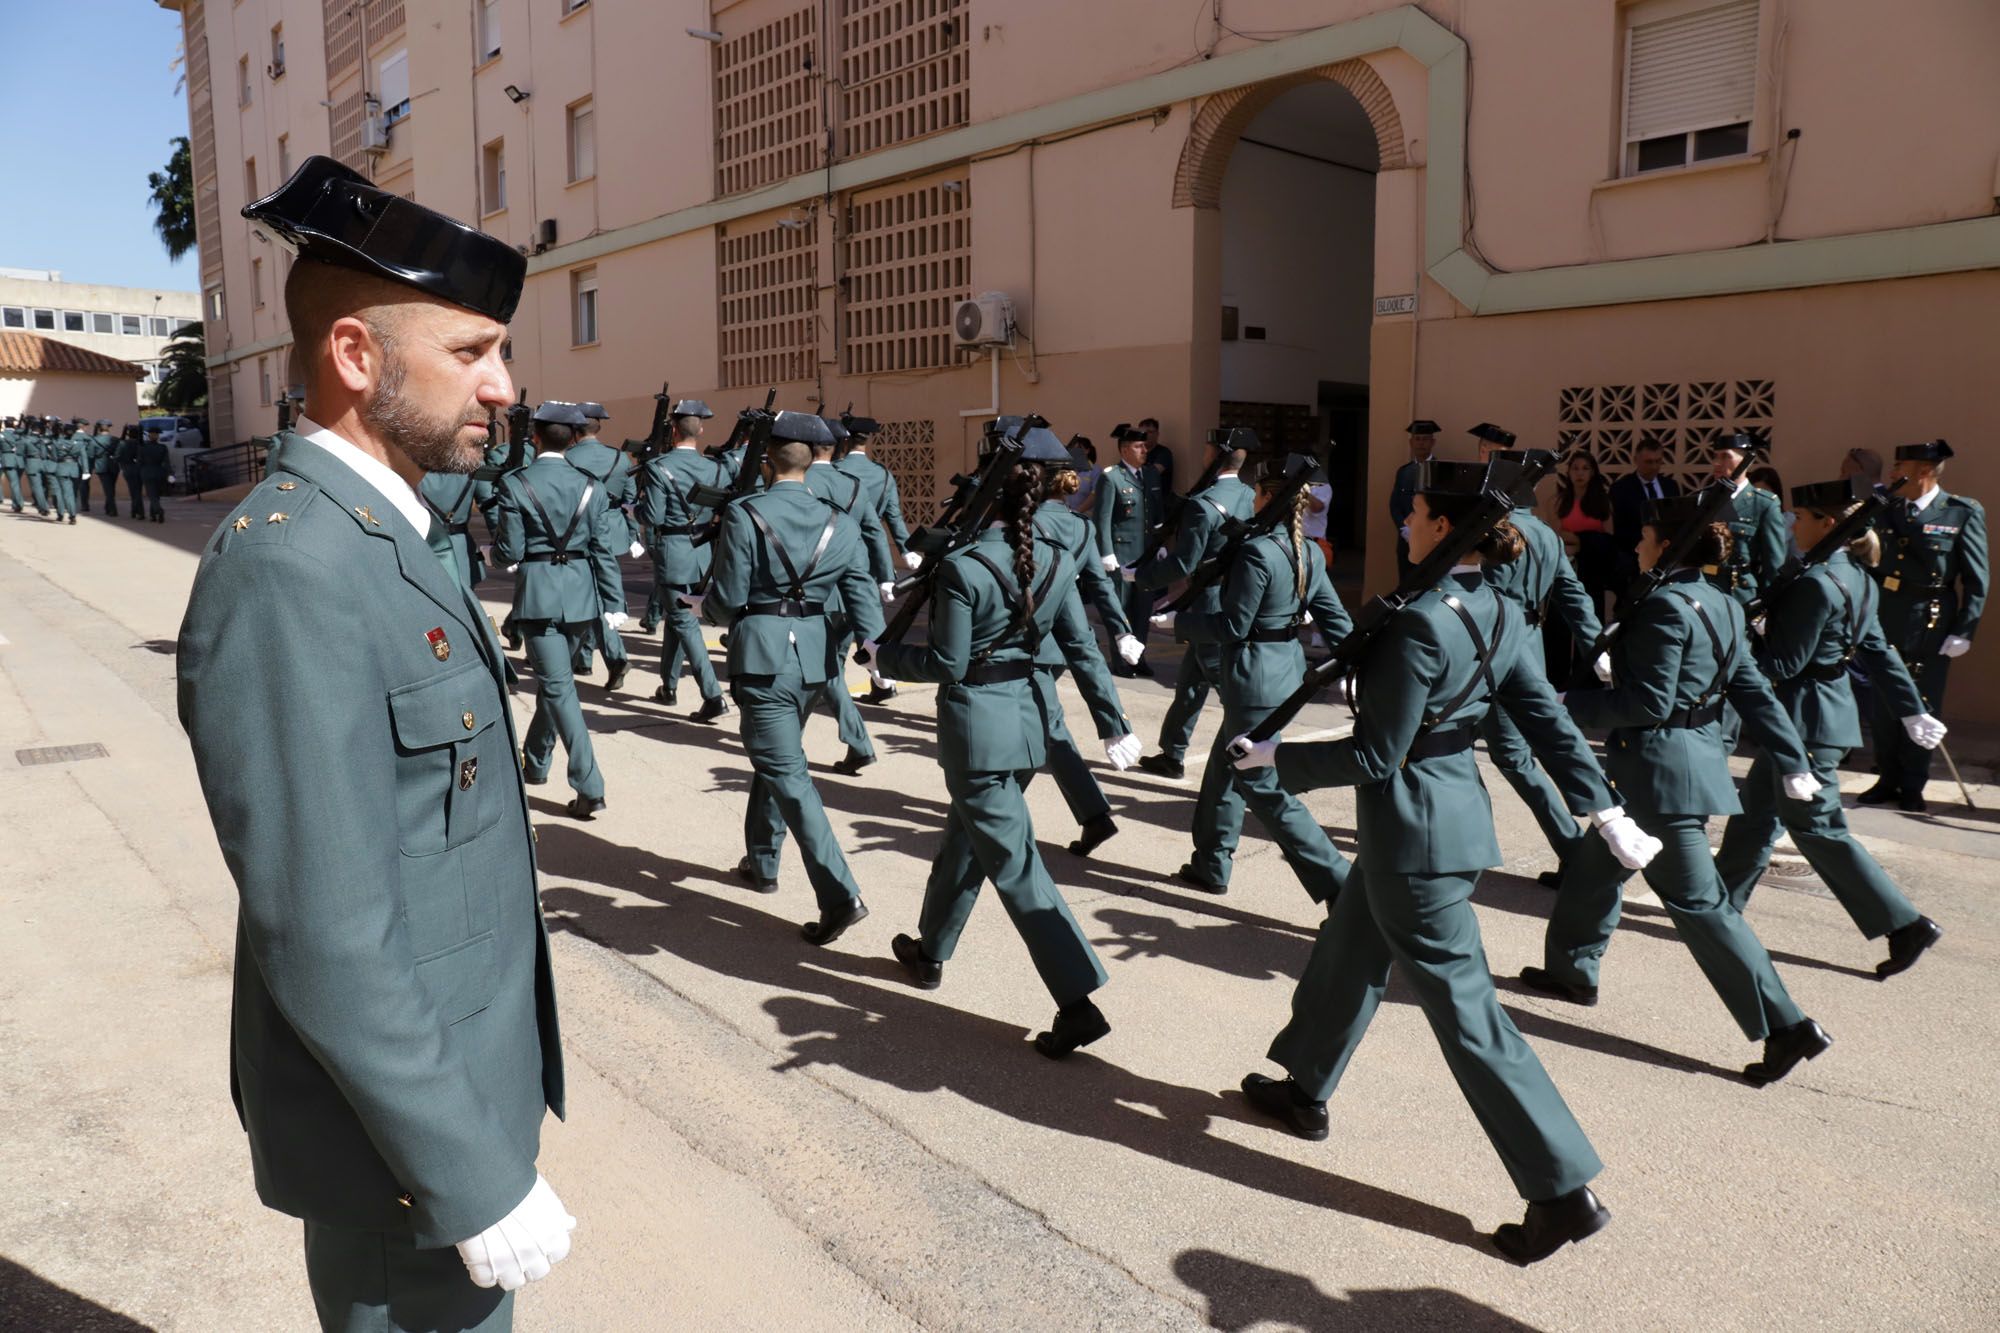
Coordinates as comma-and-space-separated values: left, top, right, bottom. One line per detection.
1403, 725, 1475, 763
744, 599, 824, 618
656, 523, 704, 535
1246, 625, 1299, 642
1654, 698, 1725, 730
962, 660, 1037, 685
1791, 660, 1851, 683
519, 550, 585, 564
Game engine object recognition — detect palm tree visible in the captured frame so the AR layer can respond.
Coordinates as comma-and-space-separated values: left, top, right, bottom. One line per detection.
150, 323, 209, 415
148, 137, 197, 262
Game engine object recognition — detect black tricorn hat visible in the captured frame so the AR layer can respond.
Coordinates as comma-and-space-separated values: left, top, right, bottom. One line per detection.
532, 400, 587, 426
1110, 422, 1148, 442
671, 399, 714, 419
1468, 421, 1516, 447
1406, 419, 1441, 436
1643, 491, 1728, 532
988, 414, 1074, 467
1893, 438, 1953, 463
1791, 478, 1862, 512
818, 415, 851, 444
1247, 451, 1321, 486
1206, 426, 1261, 453
1714, 429, 1762, 454
580, 402, 608, 421
1417, 459, 1491, 496
242, 155, 526, 323
839, 410, 880, 437
770, 410, 835, 446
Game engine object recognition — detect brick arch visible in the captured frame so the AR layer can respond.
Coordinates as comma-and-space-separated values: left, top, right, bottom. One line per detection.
1173, 59, 1406, 209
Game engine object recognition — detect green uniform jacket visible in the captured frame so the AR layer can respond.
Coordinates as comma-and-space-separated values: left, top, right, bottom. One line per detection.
1567, 570, 1808, 816
0, 429, 20, 468
639, 447, 722, 587
1486, 505, 1603, 639
1090, 461, 1162, 566
1026, 545, 1132, 743
55, 433, 87, 479
705, 479, 884, 683
416, 471, 494, 588
492, 453, 625, 623
1706, 481, 1787, 604
24, 432, 50, 474
837, 450, 912, 547
1135, 475, 1255, 614
1276, 574, 1613, 874
1181, 529, 1354, 708
1763, 551, 1923, 749
1871, 489, 1987, 650
805, 462, 893, 583
93, 432, 117, 473
139, 438, 171, 481
114, 434, 142, 471
1033, 500, 1132, 638
875, 529, 1087, 772
176, 432, 563, 1251
564, 437, 638, 548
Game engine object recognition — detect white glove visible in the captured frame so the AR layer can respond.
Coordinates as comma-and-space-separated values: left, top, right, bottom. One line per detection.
903, 551, 923, 571
1119, 565, 1137, 583
1229, 732, 1279, 769
1335, 675, 1357, 708
1901, 713, 1948, 750
1593, 651, 1613, 684
1101, 554, 1119, 572
603, 611, 629, 631
1114, 633, 1144, 665
1592, 808, 1662, 871
456, 1174, 576, 1292
854, 638, 880, 665
675, 591, 704, 614
1941, 635, 1972, 658
1781, 772, 1821, 802
1398, 524, 1409, 543
1149, 612, 1174, 631
1154, 546, 1169, 562
1103, 734, 1143, 770
505, 564, 521, 575
628, 540, 646, 559
879, 580, 897, 604
1300, 610, 1314, 626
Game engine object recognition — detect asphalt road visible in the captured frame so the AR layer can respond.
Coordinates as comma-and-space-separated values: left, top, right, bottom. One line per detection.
2, 497, 1996, 1332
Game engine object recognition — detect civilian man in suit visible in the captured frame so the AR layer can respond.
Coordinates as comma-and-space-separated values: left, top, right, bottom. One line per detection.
1608, 438, 1680, 585
1389, 420, 1438, 577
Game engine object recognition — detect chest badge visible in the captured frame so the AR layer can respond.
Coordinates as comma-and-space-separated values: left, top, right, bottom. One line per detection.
459, 757, 479, 791
427, 626, 452, 661
355, 505, 381, 527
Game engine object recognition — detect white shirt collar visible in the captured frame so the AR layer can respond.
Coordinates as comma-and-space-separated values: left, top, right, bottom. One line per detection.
1215, 471, 1239, 480
810, 459, 834, 466
1449, 562, 1482, 576
295, 415, 429, 538
1912, 484, 1942, 514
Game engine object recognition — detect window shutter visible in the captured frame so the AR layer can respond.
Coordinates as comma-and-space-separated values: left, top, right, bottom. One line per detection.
1625, 0, 1759, 141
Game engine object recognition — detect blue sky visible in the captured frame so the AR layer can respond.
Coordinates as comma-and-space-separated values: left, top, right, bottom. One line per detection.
0, 4, 198, 294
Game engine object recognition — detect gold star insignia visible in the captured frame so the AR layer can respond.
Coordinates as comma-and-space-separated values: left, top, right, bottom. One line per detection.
354, 505, 381, 526
232, 516, 250, 532
266, 512, 289, 524
276, 481, 296, 491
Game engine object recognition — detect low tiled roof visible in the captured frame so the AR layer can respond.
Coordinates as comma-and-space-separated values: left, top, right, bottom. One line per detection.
0, 331, 145, 378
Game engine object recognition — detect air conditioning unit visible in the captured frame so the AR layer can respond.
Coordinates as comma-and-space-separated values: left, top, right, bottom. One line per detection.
951, 291, 1013, 349
360, 108, 390, 155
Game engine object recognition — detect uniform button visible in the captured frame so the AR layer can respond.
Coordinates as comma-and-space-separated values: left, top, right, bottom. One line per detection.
462, 711, 476, 730
396, 1192, 414, 1209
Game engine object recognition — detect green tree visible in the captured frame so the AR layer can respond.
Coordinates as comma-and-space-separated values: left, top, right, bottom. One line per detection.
148, 136, 197, 262
150, 323, 209, 414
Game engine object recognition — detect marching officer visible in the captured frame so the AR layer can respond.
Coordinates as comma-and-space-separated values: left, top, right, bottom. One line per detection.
73, 421, 97, 514
640, 399, 711, 632
697, 412, 884, 944
1862, 439, 1985, 811
23, 417, 53, 515
92, 420, 120, 516
637, 400, 729, 721
51, 420, 83, 523
180, 155, 573, 1328
1388, 419, 1439, 576
1090, 422, 1164, 675
836, 410, 916, 704
0, 417, 24, 512
1714, 478, 1946, 975
804, 419, 893, 775
1132, 429, 1256, 781
120, 427, 148, 521
139, 424, 172, 522
492, 400, 628, 819
416, 461, 493, 593
1703, 430, 1787, 608
564, 402, 637, 692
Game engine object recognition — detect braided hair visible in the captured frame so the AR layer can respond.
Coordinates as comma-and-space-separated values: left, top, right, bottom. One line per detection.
1257, 478, 1316, 603
1000, 463, 1049, 630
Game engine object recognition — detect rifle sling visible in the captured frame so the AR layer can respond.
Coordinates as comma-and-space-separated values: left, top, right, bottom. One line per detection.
516, 474, 595, 564
744, 502, 838, 602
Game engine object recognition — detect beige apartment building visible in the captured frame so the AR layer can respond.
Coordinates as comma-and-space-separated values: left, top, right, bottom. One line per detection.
0, 269, 200, 407
163, 0, 2000, 711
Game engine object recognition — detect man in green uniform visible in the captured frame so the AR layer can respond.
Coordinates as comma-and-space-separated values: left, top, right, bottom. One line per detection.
1090, 423, 1164, 676
640, 399, 712, 632
91, 420, 120, 515
563, 402, 638, 691
637, 400, 729, 720
45, 419, 80, 523
804, 419, 894, 774
836, 410, 916, 704
416, 459, 494, 592
1862, 439, 1985, 812
1388, 419, 1439, 577
178, 155, 574, 1330
0, 418, 24, 512
1703, 430, 1787, 608
23, 416, 54, 516
139, 425, 172, 522
119, 427, 148, 521
695, 412, 884, 944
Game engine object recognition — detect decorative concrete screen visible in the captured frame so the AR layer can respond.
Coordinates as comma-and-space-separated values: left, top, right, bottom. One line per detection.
1558, 380, 1774, 483
330, 90, 369, 171
325, 0, 403, 85
869, 419, 939, 524
715, 6, 822, 198
841, 176, 971, 375
837, 0, 969, 158
718, 214, 820, 390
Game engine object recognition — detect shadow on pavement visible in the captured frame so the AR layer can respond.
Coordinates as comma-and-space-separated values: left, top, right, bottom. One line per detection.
1172, 1249, 1544, 1333
0, 1257, 154, 1331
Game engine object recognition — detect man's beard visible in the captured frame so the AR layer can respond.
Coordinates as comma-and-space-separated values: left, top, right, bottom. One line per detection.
360, 354, 484, 474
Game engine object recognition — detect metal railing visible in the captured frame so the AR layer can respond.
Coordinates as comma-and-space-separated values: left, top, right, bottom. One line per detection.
182, 440, 270, 497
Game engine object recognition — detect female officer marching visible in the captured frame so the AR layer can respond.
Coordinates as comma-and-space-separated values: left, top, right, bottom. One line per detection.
1172, 455, 1353, 902
1527, 493, 1834, 1085
1714, 478, 1946, 975
1230, 460, 1660, 1265
861, 426, 1119, 1059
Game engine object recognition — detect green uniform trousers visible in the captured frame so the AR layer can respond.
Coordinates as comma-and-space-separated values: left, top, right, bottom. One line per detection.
520, 620, 605, 800
1873, 656, 1954, 794
1190, 700, 1349, 900
1116, 582, 1154, 661
1715, 748, 1919, 938
657, 585, 721, 701
29, 468, 51, 512
76, 471, 91, 512
810, 627, 875, 760
3, 467, 24, 510
1268, 864, 1601, 1202
121, 465, 144, 517
1478, 704, 1584, 856
51, 475, 77, 519
1154, 641, 1219, 763
304, 1221, 511, 1332
1042, 679, 1111, 825
142, 473, 165, 519
920, 766, 1108, 1006
572, 619, 627, 674
735, 668, 863, 912
1544, 816, 1804, 1041
96, 469, 120, 515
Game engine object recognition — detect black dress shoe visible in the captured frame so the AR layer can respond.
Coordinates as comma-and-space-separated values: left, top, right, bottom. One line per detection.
563, 794, 606, 820
653, 685, 678, 706
1518, 966, 1599, 1007
1536, 871, 1564, 890
861, 682, 899, 706
1897, 793, 1929, 813
638, 617, 659, 633
604, 661, 629, 692
892, 934, 943, 989
1067, 814, 1118, 858
1743, 1017, 1833, 1085
1137, 753, 1185, 781
1877, 917, 1942, 978
1033, 998, 1110, 1059
832, 749, 876, 776
1129, 659, 1155, 678
1108, 663, 1134, 678
1240, 1073, 1330, 1141
801, 897, 868, 946
1856, 778, 1902, 806
1492, 1186, 1611, 1265
691, 695, 730, 724
1174, 864, 1227, 895
733, 857, 779, 894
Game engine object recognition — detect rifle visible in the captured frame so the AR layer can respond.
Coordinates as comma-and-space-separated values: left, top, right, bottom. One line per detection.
470, 388, 532, 482
1161, 450, 1315, 615
1231, 449, 1565, 753
1152, 427, 1247, 554
1744, 476, 1909, 623
696, 388, 778, 473
686, 389, 780, 548
626, 380, 672, 461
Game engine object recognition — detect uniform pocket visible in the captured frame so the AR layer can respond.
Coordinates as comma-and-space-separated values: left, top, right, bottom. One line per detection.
387, 662, 501, 855
415, 931, 498, 1024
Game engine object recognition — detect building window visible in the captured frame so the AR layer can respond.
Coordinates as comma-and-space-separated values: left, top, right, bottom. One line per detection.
239, 54, 252, 106
62, 311, 86, 333
269, 23, 285, 78
378, 48, 411, 126
278, 133, 291, 180
477, 0, 502, 61
481, 139, 507, 214
92, 312, 115, 334
567, 97, 596, 182
245, 156, 258, 202
571, 266, 599, 346
563, 0, 590, 15
258, 356, 272, 406
149, 316, 174, 337
253, 257, 265, 308
1, 306, 23, 328
1623, 0, 1758, 176
122, 315, 144, 335
32, 309, 56, 330
208, 288, 224, 322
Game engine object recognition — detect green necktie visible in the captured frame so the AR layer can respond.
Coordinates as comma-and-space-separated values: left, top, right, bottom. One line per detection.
424, 512, 465, 588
